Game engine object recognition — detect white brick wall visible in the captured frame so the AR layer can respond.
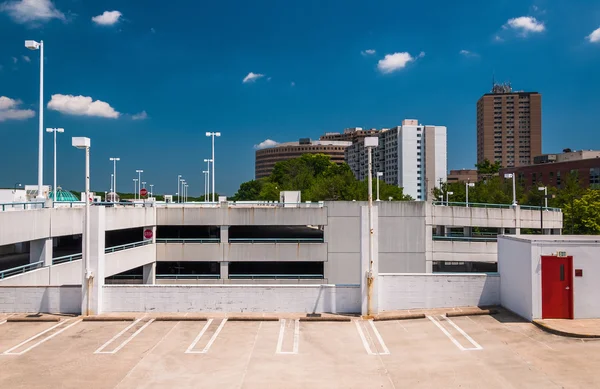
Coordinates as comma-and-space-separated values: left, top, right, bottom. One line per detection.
378, 273, 500, 311
0, 286, 81, 313
103, 284, 360, 313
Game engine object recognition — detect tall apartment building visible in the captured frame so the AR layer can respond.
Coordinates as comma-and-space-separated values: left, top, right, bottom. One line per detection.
320, 127, 379, 143
345, 119, 447, 201
476, 83, 541, 168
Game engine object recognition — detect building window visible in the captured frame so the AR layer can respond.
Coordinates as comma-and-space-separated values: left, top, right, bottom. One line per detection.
556, 171, 561, 188
590, 168, 600, 188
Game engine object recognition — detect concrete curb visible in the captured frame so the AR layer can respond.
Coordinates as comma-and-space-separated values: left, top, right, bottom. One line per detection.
226, 316, 280, 322
532, 320, 600, 339
82, 316, 136, 322
445, 309, 498, 318
299, 316, 353, 322
7, 317, 61, 323
154, 316, 209, 322
373, 313, 426, 321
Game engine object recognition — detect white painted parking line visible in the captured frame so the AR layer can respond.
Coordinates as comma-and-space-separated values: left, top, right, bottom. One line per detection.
276, 319, 299, 355
355, 320, 390, 356
0, 314, 15, 325
3, 319, 82, 355
427, 315, 483, 351
94, 319, 155, 354
185, 318, 227, 354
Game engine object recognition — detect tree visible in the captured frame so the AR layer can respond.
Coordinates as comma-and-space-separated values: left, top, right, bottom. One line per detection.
572, 189, 600, 234
475, 159, 502, 175
231, 180, 264, 201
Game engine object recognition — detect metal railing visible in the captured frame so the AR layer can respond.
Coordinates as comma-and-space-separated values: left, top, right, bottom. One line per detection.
105, 240, 152, 254
156, 274, 220, 280
229, 274, 325, 280
0, 202, 45, 212
432, 236, 497, 242
433, 201, 561, 212
155, 238, 220, 244
52, 253, 83, 265
0, 261, 44, 279
228, 238, 324, 243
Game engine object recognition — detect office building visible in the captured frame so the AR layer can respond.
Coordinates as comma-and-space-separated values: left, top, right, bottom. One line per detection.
345, 119, 447, 201
319, 127, 379, 143
255, 139, 351, 179
477, 83, 541, 168
447, 169, 478, 183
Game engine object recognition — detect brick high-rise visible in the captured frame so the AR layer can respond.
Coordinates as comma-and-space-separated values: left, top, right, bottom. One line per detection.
476, 83, 541, 168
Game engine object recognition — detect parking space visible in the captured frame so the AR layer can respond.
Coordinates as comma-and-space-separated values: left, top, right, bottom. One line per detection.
0, 312, 599, 388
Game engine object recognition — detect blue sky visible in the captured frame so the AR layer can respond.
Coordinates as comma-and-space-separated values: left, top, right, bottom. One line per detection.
1, 0, 600, 196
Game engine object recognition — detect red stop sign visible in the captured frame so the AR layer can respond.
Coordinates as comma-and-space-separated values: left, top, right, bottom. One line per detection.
143, 229, 153, 239
140, 188, 148, 197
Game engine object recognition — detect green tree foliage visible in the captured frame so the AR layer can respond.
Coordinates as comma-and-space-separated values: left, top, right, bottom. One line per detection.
570, 189, 600, 234
231, 154, 412, 202
475, 159, 502, 177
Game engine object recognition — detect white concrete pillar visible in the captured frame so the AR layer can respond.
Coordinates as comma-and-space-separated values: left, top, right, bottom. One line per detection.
82, 206, 105, 316
220, 226, 229, 243
220, 261, 229, 281
463, 227, 472, 237
514, 205, 521, 236
143, 262, 156, 284
360, 205, 379, 316
30, 238, 52, 267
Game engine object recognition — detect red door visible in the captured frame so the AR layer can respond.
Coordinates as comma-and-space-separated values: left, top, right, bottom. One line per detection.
541, 256, 573, 319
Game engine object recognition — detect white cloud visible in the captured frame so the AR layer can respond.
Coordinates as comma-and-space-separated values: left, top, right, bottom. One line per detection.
494, 35, 504, 42
0, 96, 35, 122
459, 49, 479, 57
377, 52, 419, 74
132, 111, 148, 120
0, 0, 65, 23
150, 27, 156, 33
361, 49, 376, 56
47, 94, 120, 118
243, 72, 265, 83
92, 10, 122, 26
587, 27, 600, 43
505, 16, 545, 34
21, 55, 30, 62
254, 139, 279, 150
12, 57, 17, 64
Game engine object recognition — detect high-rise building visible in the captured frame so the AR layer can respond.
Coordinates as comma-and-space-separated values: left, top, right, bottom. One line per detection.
319, 127, 379, 143
345, 119, 447, 201
476, 83, 541, 168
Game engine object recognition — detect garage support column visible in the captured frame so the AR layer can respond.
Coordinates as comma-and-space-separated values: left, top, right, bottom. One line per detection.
220, 226, 229, 243
29, 238, 52, 267
220, 262, 229, 281
463, 227, 472, 237
514, 205, 521, 235
360, 205, 379, 316
143, 263, 156, 284
82, 206, 105, 316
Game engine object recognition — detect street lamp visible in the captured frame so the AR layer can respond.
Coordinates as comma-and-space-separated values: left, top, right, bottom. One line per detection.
179, 177, 185, 203
149, 184, 154, 197
25, 40, 44, 199
204, 158, 212, 201
46, 127, 64, 201
376, 172, 383, 201
203, 170, 209, 202
109, 157, 120, 202
177, 175, 182, 203
181, 181, 187, 202
110, 174, 114, 193
206, 132, 221, 202
538, 186, 548, 235
364, 136, 378, 316
135, 170, 143, 200
133, 178, 138, 199
466, 181, 475, 208
504, 173, 517, 207
72, 137, 91, 315
446, 191, 453, 206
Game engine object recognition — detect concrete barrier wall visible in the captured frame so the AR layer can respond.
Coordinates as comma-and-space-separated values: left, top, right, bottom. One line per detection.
105, 207, 156, 231
225, 243, 327, 262
105, 244, 156, 277
0, 267, 50, 286
432, 240, 497, 263
156, 243, 222, 262
378, 273, 500, 311
103, 284, 360, 313
0, 286, 81, 313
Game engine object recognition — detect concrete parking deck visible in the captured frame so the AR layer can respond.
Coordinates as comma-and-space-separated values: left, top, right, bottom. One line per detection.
1, 310, 599, 388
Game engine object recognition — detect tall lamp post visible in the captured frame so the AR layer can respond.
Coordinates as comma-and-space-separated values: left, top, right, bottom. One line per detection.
466, 181, 475, 208
133, 178, 138, 200
182, 181, 187, 203
179, 177, 185, 203
364, 137, 378, 316
538, 186, 549, 235
446, 191, 453, 206
109, 157, 120, 202
46, 127, 64, 200
135, 170, 143, 200
72, 137, 91, 315
376, 172, 383, 201
25, 40, 44, 199
206, 132, 221, 202
504, 173, 517, 207
149, 184, 154, 197
177, 175, 182, 203
203, 170, 209, 202
204, 158, 212, 201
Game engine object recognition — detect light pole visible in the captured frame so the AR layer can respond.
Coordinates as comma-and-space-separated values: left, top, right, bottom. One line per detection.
376, 172, 383, 201
71, 137, 91, 315
179, 177, 185, 203
109, 157, 120, 202
136, 170, 143, 200
504, 173, 517, 206
177, 175, 182, 203
46, 127, 64, 200
110, 174, 114, 193
206, 132, 221, 202
446, 191, 453, 206
204, 158, 212, 201
25, 40, 44, 199
133, 178, 138, 200
182, 181, 187, 202
203, 170, 209, 202
149, 184, 154, 197
466, 181, 475, 207
364, 137, 378, 316
538, 186, 548, 235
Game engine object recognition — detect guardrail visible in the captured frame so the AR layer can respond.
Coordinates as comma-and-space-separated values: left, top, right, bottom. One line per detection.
432, 236, 497, 242
0, 202, 45, 212
432, 201, 561, 212
156, 274, 220, 280
0, 261, 44, 279
229, 274, 325, 280
155, 238, 220, 244
159, 201, 325, 208
228, 238, 324, 243
105, 240, 152, 254
52, 253, 83, 265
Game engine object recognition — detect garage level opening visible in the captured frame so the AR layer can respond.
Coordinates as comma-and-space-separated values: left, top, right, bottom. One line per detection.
229, 225, 323, 243
157, 261, 220, 280
229, 261, 324, 280
156, 226, 220, 241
